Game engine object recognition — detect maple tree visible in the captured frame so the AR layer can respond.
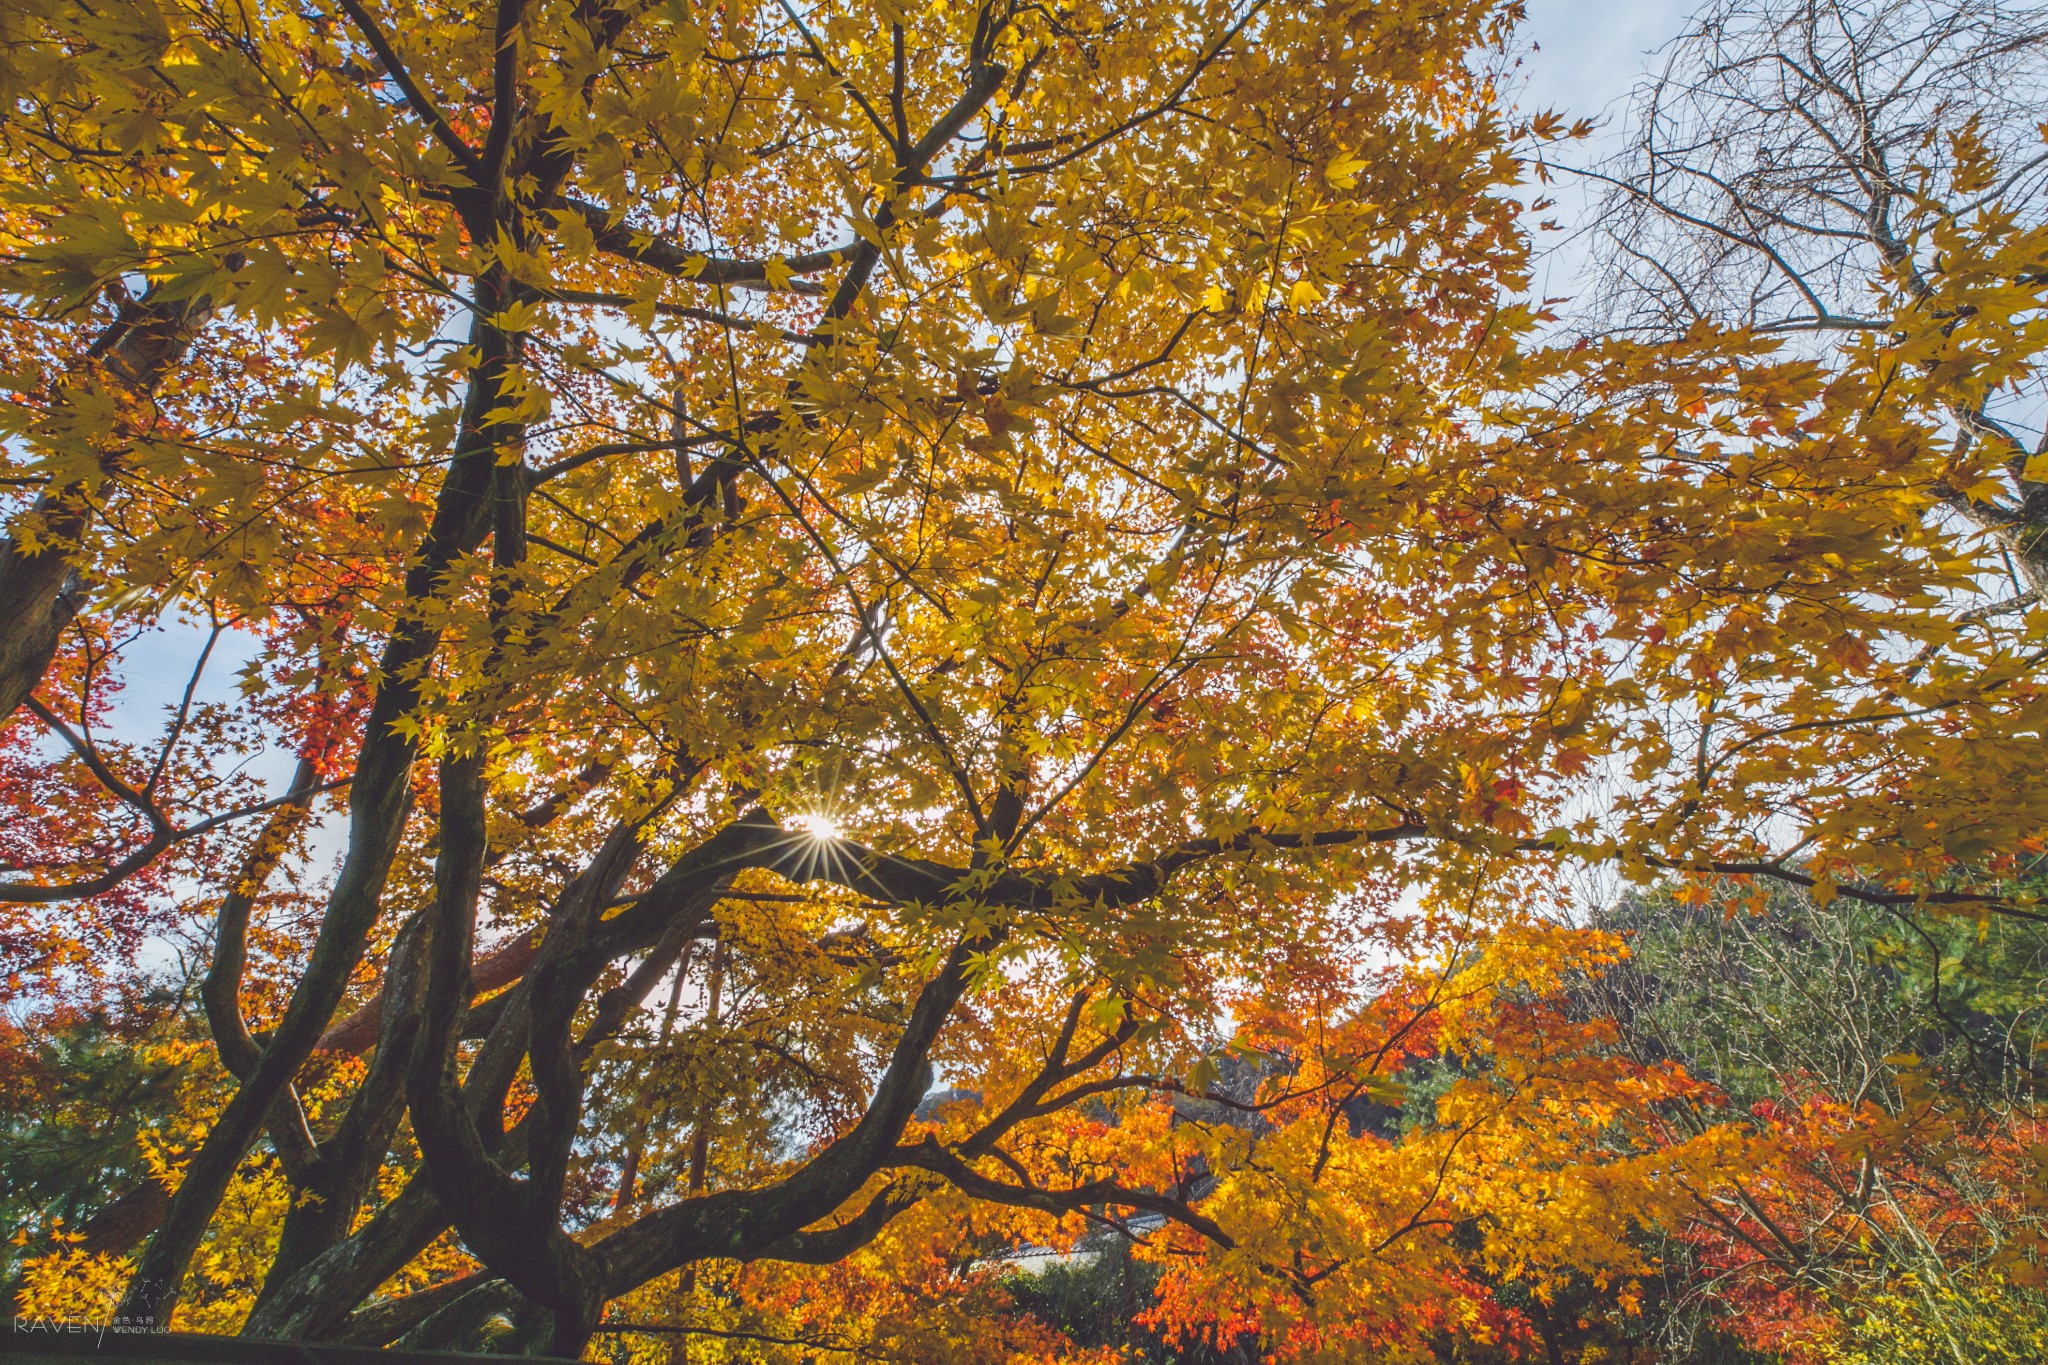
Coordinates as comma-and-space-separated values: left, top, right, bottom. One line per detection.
1, 0, 2045, 1359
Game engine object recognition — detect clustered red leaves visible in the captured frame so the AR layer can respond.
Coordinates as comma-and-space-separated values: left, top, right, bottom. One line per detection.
1682, 1085, 2048, 1364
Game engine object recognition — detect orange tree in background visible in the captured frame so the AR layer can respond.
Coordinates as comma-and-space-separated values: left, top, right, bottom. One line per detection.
0, 0, 2044, 1358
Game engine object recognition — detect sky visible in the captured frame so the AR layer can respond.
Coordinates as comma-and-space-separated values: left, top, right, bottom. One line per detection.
1519, 0, 1694, 119
1514, 0, 1698, 305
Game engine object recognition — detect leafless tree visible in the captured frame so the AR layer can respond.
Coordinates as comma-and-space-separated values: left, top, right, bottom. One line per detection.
1572, 0, 2048, 583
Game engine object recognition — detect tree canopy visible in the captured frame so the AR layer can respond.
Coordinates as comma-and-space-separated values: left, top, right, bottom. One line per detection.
2, 0, 2046, 1359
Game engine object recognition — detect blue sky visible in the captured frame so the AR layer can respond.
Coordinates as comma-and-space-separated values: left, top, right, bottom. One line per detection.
1521, 0, 1693, 116
1516, 0, 1697, 303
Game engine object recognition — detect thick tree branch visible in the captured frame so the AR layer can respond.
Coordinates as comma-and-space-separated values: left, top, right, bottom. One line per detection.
119, 260, 525, 1325
0, 289, 219, 725
334, 0, 487, 186
898, 1135, 1236, 1251
559, 196, 842, 294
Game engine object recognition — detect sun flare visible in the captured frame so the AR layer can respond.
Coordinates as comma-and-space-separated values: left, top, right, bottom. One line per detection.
791, 812, 844, 841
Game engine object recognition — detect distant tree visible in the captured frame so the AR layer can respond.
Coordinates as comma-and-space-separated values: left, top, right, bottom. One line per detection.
0, 995, 205, 1285
1590, 882, 2048, 1363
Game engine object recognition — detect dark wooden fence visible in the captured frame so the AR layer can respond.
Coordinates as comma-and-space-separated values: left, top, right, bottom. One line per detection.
0, 1323, 578, 1363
